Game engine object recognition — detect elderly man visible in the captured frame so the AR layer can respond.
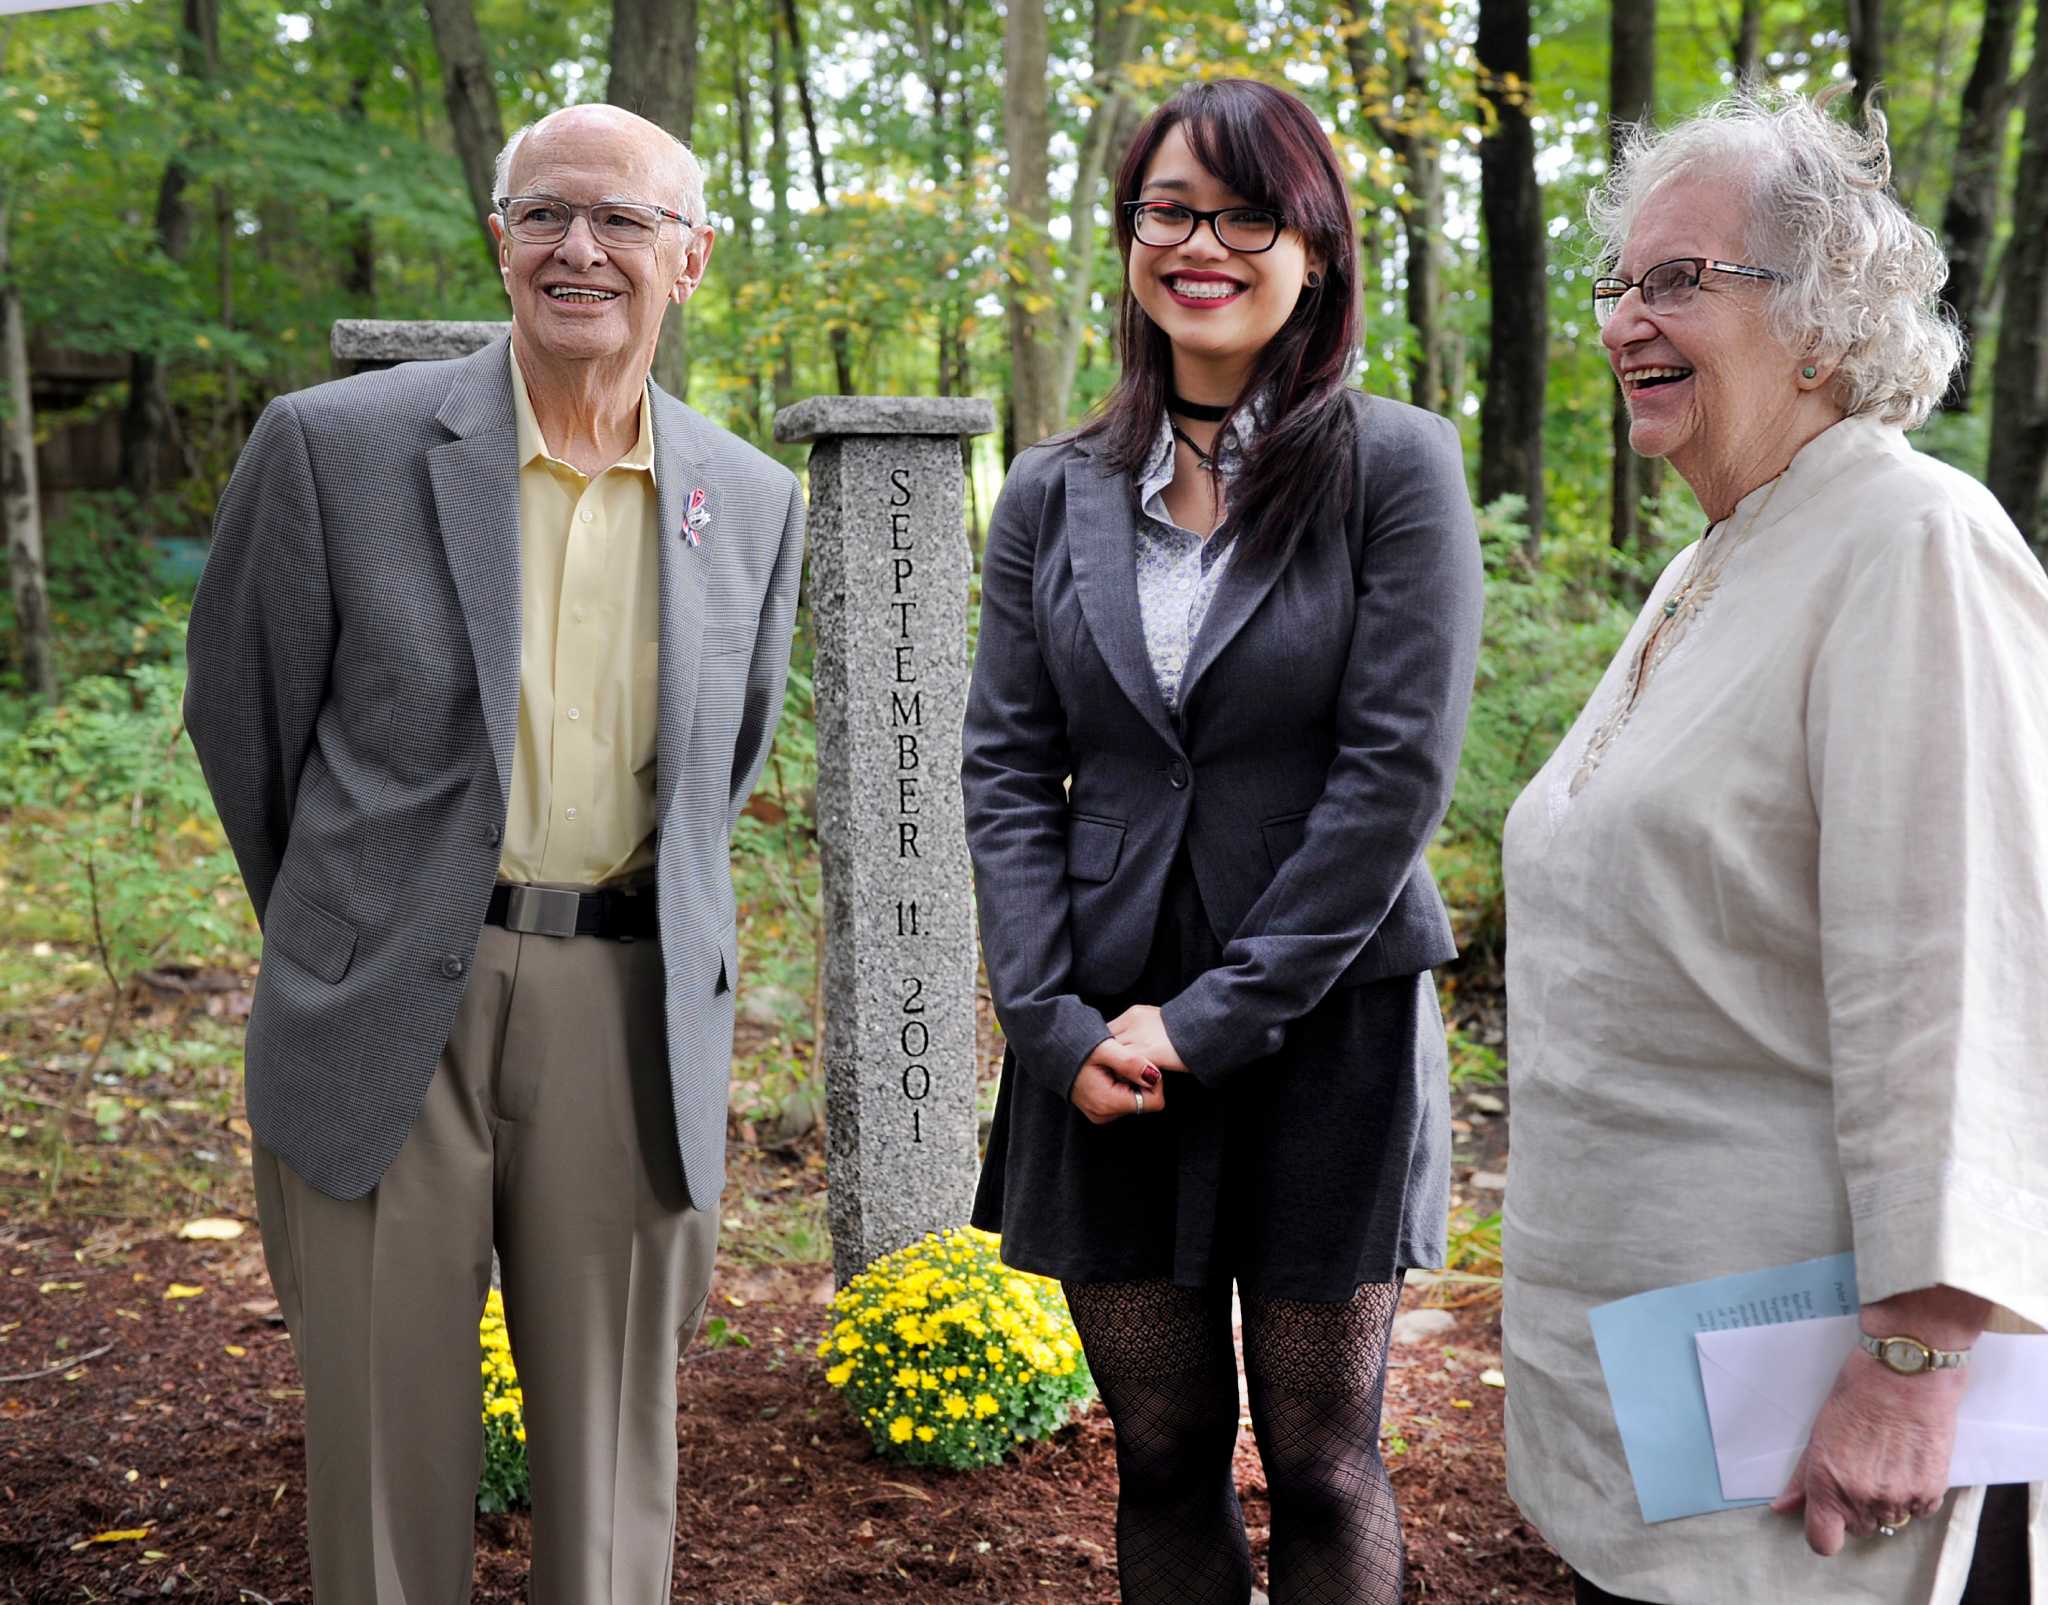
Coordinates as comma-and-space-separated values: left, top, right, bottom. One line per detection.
184, 104, 804, 1600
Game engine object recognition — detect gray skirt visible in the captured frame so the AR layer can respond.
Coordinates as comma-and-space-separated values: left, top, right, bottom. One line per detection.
971, 847, 1450, 1302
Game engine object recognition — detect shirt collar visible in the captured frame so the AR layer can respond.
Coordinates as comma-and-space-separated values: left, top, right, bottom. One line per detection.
1137, 391, 1266, 506
508, 344, 657, 480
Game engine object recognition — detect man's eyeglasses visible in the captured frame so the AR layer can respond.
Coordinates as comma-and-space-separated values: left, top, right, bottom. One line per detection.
495, 195, 690, 250
1592, 257, 1780, 326
1123, 200, 1285, 254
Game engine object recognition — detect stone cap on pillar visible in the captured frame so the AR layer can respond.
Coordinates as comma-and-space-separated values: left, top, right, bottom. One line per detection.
773, 396, 997, 444
331, 319, 509, 371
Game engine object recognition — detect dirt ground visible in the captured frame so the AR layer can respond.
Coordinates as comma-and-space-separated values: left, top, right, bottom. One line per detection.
1, 969, 1564, 1603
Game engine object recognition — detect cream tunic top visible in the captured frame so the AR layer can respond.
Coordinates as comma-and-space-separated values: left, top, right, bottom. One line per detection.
1501, 417, 2048, 1604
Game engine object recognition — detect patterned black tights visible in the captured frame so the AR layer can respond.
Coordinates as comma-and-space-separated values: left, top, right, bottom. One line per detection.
1063, 1276, 1405, 1605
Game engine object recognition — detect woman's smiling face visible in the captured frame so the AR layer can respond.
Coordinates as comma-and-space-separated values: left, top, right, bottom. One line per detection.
1127, 124, 1319, 397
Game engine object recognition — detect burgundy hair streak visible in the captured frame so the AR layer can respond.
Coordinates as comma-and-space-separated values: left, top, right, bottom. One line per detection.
1079, 78, 1362, 565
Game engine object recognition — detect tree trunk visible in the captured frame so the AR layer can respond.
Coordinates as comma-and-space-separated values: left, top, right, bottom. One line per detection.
1847, 0, 1884, 124
1477, 0, 1547, 549
1938, 0, 2022, 411
608, 0, 699, 400
121, 0, 214, 499
1734, 0, 1763, 82
767, 16, 796, 411
1050, 0, 1145, 423
1004, 0, 1057, 453
421, 0, 505, 277
779, 0, 851, 393
729, 4, 760, 435
1345, 2, 1446, 414
1, 197, 54, 704
1610, 0, 1655, 550
1987, 0, 2048, 545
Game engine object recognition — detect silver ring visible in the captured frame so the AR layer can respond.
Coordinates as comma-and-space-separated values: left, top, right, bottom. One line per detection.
1133, 1088, 1145, 1114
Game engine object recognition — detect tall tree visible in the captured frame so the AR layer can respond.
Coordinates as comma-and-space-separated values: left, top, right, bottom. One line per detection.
120, 0, 217, 500
1003, 0, 1057, 452
1847, 0, 1885, 123
1988, 0, 2048, 544
609, 0, 700, 399
1734, 0, 1764, 83
766, 15, 797, 411
1, 193, 52, 703
1938, 0, 2023, 411
1345, 2, 1447, 414
1609, 0, 1655, 549
1050, 0, 1146, 424
779, 0, 851, 393
1476, 0, 1547, 547
422, 0, 505, 276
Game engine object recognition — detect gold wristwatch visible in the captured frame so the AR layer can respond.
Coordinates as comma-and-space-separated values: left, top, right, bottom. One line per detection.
1858, 1332, 1972, 1375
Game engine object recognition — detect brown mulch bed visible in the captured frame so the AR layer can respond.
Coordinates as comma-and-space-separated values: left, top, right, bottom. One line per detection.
2, 960, 1562, 1602
0, 1222, 1565, 1604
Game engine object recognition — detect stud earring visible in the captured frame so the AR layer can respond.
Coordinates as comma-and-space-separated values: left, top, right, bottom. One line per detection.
1802, 365, 1817, 379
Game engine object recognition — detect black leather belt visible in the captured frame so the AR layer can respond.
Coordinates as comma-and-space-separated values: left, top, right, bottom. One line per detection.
485, 884, 659, 941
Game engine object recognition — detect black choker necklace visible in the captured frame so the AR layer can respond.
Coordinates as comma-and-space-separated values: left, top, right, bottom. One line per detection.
1167, 392, 1231, 422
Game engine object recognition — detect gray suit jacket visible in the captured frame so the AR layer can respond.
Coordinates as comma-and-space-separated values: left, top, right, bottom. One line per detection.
962, 389, 1482, 1099
185, 336, 805, 1209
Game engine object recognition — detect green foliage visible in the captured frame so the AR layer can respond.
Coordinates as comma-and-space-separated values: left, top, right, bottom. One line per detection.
816, 1226, 1094, 1471
1436, 497, 1641, 959
1447, 1027, 1506, 1088
0, 605, 257, 987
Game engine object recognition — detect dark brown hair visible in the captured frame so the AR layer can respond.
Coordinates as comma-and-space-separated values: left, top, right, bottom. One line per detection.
1081, 78, 1362, 565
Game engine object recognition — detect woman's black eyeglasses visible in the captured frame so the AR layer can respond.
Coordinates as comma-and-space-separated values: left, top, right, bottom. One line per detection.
1592, 258, 1780, 326
1123, 200, 1285, 254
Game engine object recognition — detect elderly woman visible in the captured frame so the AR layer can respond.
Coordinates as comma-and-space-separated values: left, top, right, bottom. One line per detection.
1501, 90, 2047, 1605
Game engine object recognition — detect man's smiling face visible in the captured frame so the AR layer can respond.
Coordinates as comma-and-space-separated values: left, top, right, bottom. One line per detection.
488, 107, 710, 375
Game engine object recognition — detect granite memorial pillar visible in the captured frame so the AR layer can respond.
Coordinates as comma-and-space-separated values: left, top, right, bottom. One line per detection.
774, 396, 996, 1285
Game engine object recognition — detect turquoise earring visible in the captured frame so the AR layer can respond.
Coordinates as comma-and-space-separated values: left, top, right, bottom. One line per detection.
1802, 365, 1817, 379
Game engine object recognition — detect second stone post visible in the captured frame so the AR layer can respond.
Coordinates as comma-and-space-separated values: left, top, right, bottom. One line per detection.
774, 396, 997, 1285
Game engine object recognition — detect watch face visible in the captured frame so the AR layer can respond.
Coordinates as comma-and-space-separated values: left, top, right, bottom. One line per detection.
1883, 1339, 1929, 1373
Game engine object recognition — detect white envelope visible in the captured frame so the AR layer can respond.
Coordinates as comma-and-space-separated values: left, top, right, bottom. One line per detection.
1696, 1315, 2048, 1500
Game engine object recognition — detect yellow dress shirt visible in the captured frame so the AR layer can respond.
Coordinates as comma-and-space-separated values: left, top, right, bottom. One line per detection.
498, 346, 661, 886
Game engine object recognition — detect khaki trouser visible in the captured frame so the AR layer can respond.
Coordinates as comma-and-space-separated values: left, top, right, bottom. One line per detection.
253, 920, 718, 1605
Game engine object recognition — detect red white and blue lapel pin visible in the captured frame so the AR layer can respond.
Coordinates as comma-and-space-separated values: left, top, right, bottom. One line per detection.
683, 486, 710, 547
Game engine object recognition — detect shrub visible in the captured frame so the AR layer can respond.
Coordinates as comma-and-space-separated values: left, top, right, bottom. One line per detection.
476, 1290, 530, 1514
1435, 498, 1642, 962
816, 1226, 1093, 1470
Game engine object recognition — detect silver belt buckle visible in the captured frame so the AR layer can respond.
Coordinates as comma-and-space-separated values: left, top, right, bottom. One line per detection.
502, 885, 582, 938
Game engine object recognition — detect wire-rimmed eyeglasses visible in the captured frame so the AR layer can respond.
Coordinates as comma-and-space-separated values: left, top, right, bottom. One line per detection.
1123, 200, 1285, 254
495, 195, 690, 250
1592, 257, 1780, 326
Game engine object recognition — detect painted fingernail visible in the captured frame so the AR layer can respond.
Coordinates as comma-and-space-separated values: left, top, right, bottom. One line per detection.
1142, 1066, 1160, 1086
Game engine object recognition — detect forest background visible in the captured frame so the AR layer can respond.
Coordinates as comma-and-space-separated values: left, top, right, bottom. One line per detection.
3, 0, 2048, 1201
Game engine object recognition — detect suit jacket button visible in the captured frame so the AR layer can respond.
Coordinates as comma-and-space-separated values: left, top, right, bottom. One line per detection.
441, 954, 467, 979
1167, 760, 1189, 789
485, 824, 501, 846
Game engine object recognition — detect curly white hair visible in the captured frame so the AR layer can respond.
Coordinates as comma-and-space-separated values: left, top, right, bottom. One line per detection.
1587, 87, 1962, 429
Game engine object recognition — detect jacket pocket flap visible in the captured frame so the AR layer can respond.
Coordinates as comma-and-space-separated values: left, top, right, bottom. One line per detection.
1260, 809, 1313, 871
1066, 814, 1127, 884
267, 880, 359, 985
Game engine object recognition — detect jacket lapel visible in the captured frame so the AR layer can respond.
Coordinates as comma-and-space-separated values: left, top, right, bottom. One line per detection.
428, 338, 522, 807
1063, 453, 1181, 752
1175, 532, 1293, 710
648, 383, 711, 826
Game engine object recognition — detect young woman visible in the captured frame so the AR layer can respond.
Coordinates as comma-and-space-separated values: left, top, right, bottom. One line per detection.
962, 78, 1484, 1604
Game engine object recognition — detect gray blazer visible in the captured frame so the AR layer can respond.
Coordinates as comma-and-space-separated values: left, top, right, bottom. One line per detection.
185, 336, 805, 1209
962, 390, 1482, 1099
